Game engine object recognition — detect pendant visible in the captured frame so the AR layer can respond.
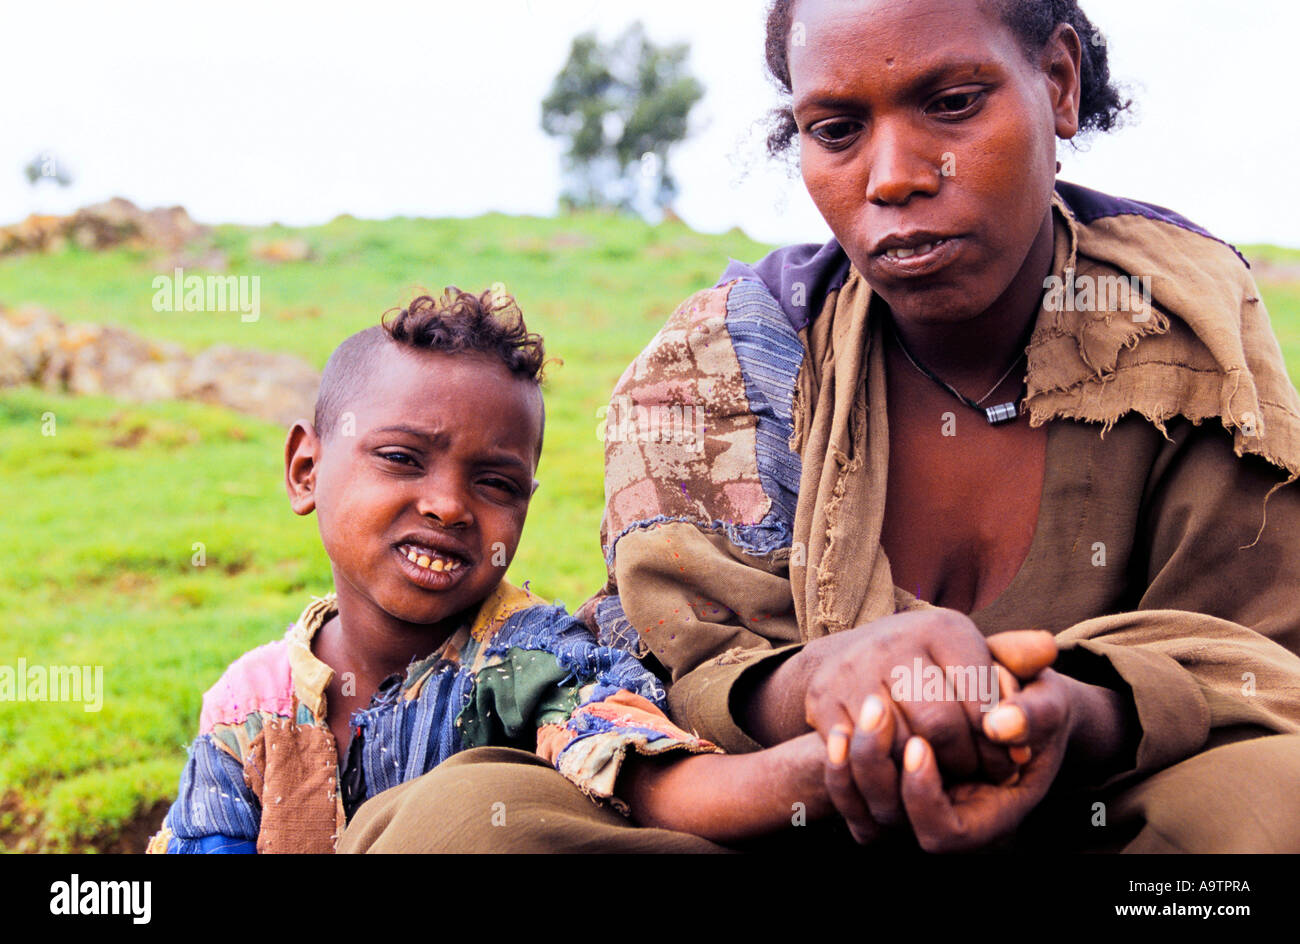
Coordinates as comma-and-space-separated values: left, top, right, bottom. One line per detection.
984, 402, 1019, 425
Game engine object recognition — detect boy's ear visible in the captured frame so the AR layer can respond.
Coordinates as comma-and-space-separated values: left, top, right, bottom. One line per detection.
285, 420, 321, 515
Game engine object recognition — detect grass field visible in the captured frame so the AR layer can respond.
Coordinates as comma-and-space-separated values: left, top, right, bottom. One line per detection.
0, 211, 769, 852
0, 215, 1295, 852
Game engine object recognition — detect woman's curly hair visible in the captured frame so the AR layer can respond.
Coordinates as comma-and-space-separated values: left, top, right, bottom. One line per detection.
762, 0, 1132, 158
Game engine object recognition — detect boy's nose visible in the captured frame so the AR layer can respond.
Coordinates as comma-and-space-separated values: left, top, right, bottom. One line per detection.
417, 485, 472, 529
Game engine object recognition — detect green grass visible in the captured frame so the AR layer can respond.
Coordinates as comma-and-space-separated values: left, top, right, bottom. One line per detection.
1242, 244, 1300, 372
0, 211, 769, 851
1241, 243, 1300, 266
1, 214, 1296, 852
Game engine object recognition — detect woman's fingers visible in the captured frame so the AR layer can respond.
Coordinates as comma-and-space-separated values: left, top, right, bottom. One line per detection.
890, 655, 985, 780
910, 628, 1019, 781
983, 703, 1030, 745
997, 663, 1021, 702
825, 724, 880, 844
983, 669, 1070, 750
898, 736, 972, 851
848, 694, 903, 826
986, 630, 1057, 681
899, 736, 1031, 853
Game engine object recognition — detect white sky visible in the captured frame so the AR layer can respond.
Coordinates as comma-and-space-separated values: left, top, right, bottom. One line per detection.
2, 0, 1297, 248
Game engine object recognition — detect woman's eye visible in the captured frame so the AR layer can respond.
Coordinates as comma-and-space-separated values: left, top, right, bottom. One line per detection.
929, 91, 983, 117
809, 120, 861, 147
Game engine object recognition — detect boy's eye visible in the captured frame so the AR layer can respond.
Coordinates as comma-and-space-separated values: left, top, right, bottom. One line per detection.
379, 450, 418, 467
481, 476, 523, 497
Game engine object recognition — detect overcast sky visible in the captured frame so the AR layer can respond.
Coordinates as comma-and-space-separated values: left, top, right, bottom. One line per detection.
3, 0, 1296, 248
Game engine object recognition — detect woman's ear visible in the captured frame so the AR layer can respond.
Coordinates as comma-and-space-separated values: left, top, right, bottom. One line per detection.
285, 421, 321, 515
1044, 23, 1083, 141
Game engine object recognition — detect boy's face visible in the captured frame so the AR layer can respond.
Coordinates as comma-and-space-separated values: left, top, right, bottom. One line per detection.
286, 343, 543, 639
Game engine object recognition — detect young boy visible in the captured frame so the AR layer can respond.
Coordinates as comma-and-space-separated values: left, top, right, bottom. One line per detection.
147, 287, 737, 853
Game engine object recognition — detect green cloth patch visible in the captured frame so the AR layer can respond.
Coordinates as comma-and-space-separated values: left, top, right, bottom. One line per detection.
458, 647, 583, 751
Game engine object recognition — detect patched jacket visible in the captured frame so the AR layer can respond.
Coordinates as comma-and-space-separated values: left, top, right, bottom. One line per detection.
148, 581, 716, 853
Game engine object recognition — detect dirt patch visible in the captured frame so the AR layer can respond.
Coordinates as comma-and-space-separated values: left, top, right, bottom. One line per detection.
0, 793, 170, 854
109, 424, 149, 449
112, 571, 158, 594
0, 792, 36, 852
98, 800, 170, 854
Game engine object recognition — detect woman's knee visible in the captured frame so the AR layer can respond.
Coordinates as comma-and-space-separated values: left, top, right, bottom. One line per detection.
339, 747, 635, 853
1111, 734, 1300, 852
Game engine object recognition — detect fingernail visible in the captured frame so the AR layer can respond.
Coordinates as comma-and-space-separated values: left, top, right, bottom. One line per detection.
903, 737, 926, 773
827, 726, 850, 766
858, 694, 885, 731
986, 706, 1026, 741
1010, 745, 1033, 765
996, 665, 1018, 700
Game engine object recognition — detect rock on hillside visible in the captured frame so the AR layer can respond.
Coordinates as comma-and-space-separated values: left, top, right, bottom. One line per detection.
0, 305, 318, 427
0, 198, 207, 255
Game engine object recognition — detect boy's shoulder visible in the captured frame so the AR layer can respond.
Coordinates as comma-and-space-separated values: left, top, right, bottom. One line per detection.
197, 594, 335, 736
467, 580, 550, 644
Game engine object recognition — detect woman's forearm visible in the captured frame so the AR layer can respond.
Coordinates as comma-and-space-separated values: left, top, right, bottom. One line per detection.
737, 649, 818, 747
1062, 676, 1137, 784
621, 732, 832, 843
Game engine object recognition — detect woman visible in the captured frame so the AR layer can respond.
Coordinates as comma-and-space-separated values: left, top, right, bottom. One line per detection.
342, 0, 1300, 852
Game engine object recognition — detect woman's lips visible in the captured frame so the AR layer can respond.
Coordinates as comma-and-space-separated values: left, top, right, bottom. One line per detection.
873, 236, 962, 279
393, 544, 470, 590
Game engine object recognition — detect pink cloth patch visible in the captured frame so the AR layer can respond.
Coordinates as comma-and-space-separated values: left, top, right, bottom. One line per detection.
722, 482, 768, 525
687, 296, 725, 329
619, 379, 693, 408
612, 478, 662, 530
199, 638, 295, 733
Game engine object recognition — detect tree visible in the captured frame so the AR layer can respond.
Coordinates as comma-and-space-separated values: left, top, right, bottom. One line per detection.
24, 152, 73, 188
541, 23, 703, 214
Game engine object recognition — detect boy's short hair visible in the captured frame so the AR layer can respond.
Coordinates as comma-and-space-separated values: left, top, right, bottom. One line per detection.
314, 286, 546, 442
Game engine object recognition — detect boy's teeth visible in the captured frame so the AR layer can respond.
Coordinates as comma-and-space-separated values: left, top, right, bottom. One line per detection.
401, 544, 461, 573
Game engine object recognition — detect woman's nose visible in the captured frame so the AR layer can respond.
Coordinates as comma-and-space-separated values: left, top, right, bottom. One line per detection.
864, 122, 943, 207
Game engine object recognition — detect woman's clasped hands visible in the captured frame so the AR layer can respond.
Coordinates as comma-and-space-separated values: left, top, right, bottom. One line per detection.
804, 610, 1084, 851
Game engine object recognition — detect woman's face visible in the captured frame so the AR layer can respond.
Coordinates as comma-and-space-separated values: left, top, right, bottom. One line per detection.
790, 0, 1081, 327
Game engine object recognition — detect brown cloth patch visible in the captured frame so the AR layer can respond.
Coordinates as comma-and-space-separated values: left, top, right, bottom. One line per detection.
243, 715, 344, 854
